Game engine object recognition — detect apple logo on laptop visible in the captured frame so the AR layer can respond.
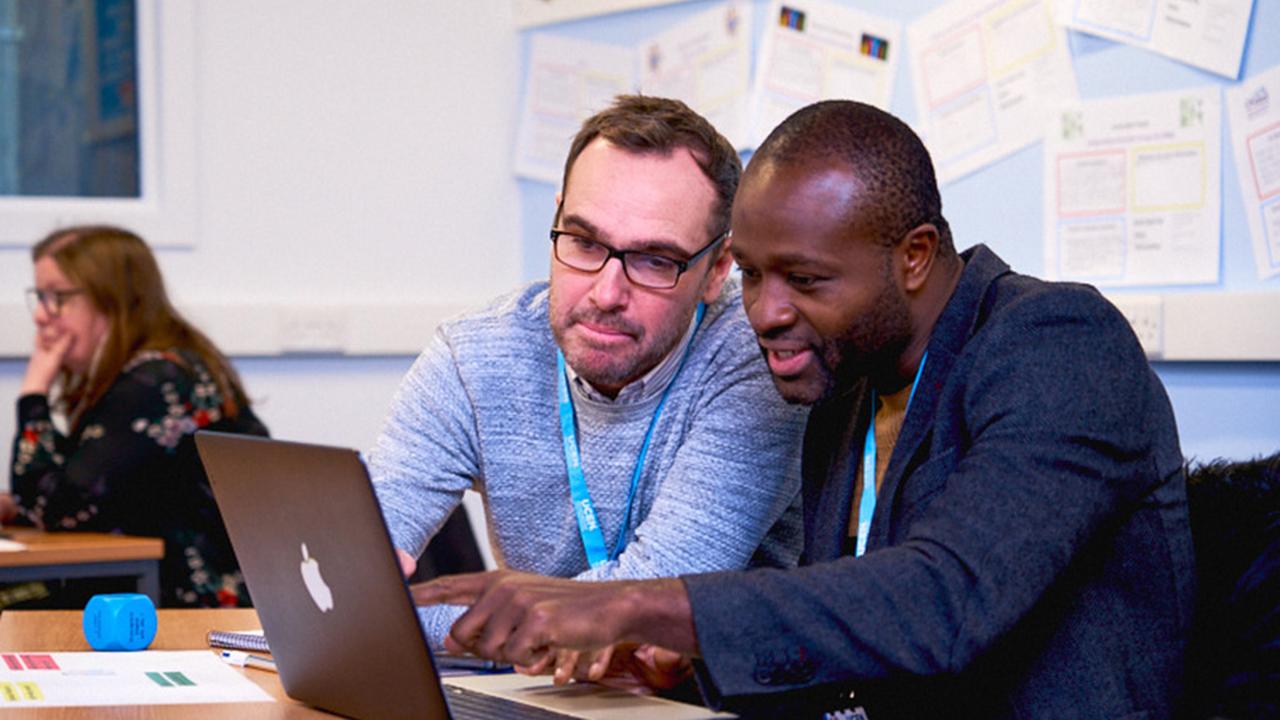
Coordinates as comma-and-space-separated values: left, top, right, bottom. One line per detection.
299, 543, 334, 612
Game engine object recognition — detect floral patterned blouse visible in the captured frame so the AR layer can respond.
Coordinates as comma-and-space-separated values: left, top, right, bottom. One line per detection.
10, 349, 269, 608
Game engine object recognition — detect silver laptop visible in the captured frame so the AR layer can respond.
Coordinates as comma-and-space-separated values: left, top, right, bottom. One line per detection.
196, 431, 729, 720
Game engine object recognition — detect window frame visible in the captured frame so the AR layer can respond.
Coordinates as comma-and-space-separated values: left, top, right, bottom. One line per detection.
0, 0, 198, 248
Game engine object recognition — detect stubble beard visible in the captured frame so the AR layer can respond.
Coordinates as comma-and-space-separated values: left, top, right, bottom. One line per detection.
549, 292, 697, 394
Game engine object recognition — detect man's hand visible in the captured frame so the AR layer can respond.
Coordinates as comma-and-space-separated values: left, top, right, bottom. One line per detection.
21, 332, 72, 396
610, 645, 693, 692
515, 646, 616, 686
396, 549, 417, 579
519, 644, 691, 692
411, 570, 697, 669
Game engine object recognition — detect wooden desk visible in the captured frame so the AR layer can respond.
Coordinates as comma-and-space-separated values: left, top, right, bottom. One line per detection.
0, 608, 334, 718
0, 529, 163, 603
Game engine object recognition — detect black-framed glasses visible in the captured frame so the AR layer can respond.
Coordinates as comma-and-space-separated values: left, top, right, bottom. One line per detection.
25, 287, 84, 317
550, 229, 727, 289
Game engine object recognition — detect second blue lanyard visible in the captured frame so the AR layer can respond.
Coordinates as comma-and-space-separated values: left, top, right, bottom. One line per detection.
855, 351, 928, 557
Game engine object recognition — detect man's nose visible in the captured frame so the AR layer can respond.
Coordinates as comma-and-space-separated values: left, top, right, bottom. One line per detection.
588, 256, 630, 311
746, 277, 797, 338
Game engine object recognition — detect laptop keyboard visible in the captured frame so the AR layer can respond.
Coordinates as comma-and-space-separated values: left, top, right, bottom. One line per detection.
444, 683, 582, 719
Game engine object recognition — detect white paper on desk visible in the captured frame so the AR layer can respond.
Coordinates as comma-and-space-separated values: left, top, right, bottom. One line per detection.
1226, 63, 1280, 279
1055, 0, 1254, 80
0, 650, 272, 707
0, 539, 27, 552
1043, 86, 1222, 286
639, 1, 752, 149
514, 34, 636, 184
748, 0, 901, 147
908, 0, 1077, 184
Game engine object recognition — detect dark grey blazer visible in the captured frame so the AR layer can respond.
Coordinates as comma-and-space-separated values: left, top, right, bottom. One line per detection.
686, 245, 1195, 719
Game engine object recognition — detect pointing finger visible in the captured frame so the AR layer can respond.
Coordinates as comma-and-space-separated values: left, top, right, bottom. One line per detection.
410, 571, 493, 606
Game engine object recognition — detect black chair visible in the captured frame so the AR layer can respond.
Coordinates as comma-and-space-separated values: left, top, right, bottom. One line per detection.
408, 506, 486, 583
1183, 453, 1280, 720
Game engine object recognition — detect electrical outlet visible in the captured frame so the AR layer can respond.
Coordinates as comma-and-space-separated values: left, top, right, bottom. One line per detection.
1109, 295, 1163, 359
277, 309, 347, 353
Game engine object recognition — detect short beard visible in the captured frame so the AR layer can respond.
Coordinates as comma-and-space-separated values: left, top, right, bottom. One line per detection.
819, 275, 913, 404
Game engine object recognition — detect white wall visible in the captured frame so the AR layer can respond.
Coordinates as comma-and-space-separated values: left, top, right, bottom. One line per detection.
2, 0, 520, 441
2, 0, 524, 326
0, 356, 411, 451
168, 1, 520, 307
1, 2, 520, 564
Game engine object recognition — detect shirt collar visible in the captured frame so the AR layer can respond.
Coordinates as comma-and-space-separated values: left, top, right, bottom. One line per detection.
565, 308, 701, 405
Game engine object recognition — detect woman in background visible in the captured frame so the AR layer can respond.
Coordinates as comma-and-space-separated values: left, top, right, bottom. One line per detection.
2, 225, 268, 608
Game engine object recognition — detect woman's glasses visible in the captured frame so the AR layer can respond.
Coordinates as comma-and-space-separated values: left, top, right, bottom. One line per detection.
25, 287, 85, 317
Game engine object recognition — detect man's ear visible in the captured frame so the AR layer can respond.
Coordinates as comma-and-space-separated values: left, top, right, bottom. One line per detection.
898, 224, 940, 294
550, 194, 565, 270
700, 233, 734, 304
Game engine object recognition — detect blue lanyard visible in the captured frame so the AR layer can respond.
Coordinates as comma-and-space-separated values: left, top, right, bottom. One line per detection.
557, 303, 706, 568
855, 351, 928, 557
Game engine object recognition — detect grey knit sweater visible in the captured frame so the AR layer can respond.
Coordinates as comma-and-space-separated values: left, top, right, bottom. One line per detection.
370, 279, 806, 646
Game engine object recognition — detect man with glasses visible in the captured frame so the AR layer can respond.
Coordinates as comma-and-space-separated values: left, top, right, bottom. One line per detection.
370, 96, 806, 667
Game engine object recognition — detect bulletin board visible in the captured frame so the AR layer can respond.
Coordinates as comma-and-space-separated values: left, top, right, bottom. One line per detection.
510, 0, 1280, 360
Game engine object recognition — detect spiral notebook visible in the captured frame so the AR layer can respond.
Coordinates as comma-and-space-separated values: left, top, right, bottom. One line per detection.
206, 627, 499, 673
206, 629, 269, 654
